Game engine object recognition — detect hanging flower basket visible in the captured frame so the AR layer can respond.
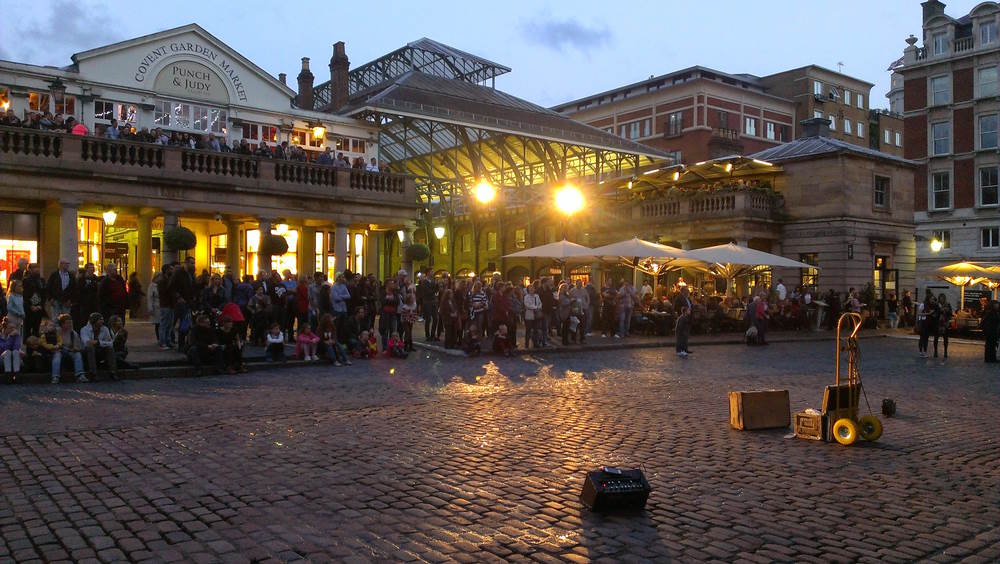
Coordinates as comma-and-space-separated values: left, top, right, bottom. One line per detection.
404, 243, 430, 262
163, 226, 197, 251
259, 234, 289, 256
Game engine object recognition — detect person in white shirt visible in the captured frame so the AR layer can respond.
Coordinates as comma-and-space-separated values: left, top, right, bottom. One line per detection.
80, 313, 118, 380
776, 279, 787, 302
365, 157, 380, 172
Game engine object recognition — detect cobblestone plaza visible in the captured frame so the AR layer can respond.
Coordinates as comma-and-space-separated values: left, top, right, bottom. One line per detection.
1, 338, 998, 562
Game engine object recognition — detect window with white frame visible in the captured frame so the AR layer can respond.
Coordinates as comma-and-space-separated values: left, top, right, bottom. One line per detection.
884, 129, 891, 144
744, 116, 757, 136
94, 100, 139, 127
765, 121, 776, 140
814, 110, 823, 119
983, 227, 1000, 248
895, 131, 902, 146
28, 91, 75, 116
667, 112, 682, 136
813, 81, 823, 96
857, 93, 864, 109
623, 118, 651, 140
933, 32, 948, 55
931, 75, 951, 105
931, 171, 951, 210
874, 175, 890, 209
828, 114, 836, 130
983, 22, 998, 45
980, 166, 999, 206
844, 118, 852, 134
844, 89, 851, 106
153, 100, 226, 134
932, 230, 951, 249
980, 114, 998, 149
857, 122, 865, 138
240, 123, 278, 149
932, 122, 951, 155
979, 67, 998, 98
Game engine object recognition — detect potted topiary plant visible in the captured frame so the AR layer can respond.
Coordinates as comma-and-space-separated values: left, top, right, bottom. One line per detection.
163, 226, 197, 251
259, 234, 289, 257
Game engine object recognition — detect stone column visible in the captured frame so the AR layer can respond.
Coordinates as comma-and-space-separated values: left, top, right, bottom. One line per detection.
401, 228, 414, 276
136, 213, 153, 295
334, 225, 349, 275
59, 200, 80, 268
299, 226, 316, 276
257, 218, 272, 274
226, 218, 241, 277
161, 211, 180, 265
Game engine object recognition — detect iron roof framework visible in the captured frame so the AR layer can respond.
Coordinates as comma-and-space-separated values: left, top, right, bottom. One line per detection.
314, 37, 512, 109
606, 156, 783, 201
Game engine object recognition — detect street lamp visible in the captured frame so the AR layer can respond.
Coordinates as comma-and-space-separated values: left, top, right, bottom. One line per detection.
102, 209, 117, 226
554, 184, 584, 216
930, 238, 943, 253
433, 226, 446, 239
473, 178, 496, 204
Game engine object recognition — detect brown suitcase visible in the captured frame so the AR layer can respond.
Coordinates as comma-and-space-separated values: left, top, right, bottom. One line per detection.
793, 410, 824, 440
729, 390, 790, 430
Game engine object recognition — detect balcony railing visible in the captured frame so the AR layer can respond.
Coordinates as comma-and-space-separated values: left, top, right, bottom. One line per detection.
712, 128, 740, 140
0, 125, 414, 205
634, 189, 781, 223
954, 36, 974, 53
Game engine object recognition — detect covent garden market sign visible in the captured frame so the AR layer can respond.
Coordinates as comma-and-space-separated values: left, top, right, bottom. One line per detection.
133, 41, 249, 104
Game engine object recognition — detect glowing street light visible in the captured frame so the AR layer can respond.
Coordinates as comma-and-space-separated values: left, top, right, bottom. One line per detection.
930, 238, 943, 252
554, 184, 584, 216
473, 179, 496, 204
102, 209, 117, 226
433, 226, 446, 239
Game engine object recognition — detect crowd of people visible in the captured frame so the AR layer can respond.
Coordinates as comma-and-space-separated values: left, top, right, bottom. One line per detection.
0, 110, 388, 170
8, 252, 1000, 381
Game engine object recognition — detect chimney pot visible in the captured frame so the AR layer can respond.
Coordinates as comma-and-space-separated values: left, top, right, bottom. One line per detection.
301, 57, 310, 71
799, 117, 831, 138
278, 72, 287, 85
297, 57, 316, 110
329, 41, 351, 112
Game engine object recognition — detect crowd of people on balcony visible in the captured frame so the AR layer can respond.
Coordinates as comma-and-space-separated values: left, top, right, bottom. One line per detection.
1, 111, 390, 171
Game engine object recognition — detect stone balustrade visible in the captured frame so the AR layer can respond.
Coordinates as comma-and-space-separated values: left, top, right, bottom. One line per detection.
0, 125, 415, 205
634, 189, 780, 223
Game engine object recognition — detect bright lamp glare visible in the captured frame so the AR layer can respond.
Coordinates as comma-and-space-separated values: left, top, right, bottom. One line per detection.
102, 209, 117, 226
396, 230, 405, 242
930, 239, 943, 252
434, 226, 446, 239
473, 179, 496, 204
555, 185, 584, 215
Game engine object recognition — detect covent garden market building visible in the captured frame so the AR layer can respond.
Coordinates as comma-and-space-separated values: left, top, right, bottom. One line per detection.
0, 23, 664, 293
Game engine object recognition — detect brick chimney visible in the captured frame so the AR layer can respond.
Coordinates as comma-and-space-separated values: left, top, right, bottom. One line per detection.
278, 72, 287, 86
921, 0, 946, 23
328, 41, 350, 111
297, 57, 314, 110
799, 117, 831, 138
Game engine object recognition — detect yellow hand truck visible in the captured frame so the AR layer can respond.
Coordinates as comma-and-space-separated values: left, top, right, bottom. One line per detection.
824, 312, 883, 445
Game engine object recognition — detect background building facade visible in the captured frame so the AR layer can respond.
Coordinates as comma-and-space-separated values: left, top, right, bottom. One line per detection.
899, 0, 1000, 306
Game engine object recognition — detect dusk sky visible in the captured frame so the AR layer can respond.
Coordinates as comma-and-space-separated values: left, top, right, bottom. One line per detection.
0, 0, 964, 109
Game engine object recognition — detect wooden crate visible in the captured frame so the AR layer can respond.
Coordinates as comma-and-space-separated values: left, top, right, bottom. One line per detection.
793, 410, 824, 440
729, 390, 790, 430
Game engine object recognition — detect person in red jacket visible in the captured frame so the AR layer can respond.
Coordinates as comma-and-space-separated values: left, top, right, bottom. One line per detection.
294, 275, 310, 334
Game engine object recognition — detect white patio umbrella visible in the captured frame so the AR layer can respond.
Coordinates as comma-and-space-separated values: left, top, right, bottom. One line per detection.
503, 239, 594, 260
685, 242, 816, 296
503, 239, 594, 279
589, 237, 706, 288
934, 262, 997, 307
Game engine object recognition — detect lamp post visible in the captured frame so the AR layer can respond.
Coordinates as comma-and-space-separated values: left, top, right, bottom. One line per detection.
471, 178, 496, 277
554, 183, 585, 279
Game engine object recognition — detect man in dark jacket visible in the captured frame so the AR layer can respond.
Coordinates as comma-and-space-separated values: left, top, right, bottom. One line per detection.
47, 258, 77, 319
7, 258, 27, 293
22, 263, 46, 337
98, 263, 129, 324
76, 263, 100, 330
418, 270, 439, 342
982, 300, 1000, 363
169, 257, 196, 350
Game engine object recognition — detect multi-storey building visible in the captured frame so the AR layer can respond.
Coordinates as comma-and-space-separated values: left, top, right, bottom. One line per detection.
898, 0, 1000, 306
758, 65, 905, 158
552, 66, 797, 165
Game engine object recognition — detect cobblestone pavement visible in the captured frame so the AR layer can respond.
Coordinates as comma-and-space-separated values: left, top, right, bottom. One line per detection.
0, 337, 998, 563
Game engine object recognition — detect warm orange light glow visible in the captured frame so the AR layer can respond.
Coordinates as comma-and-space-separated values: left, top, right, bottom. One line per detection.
554, 185, 584, 216
473, 179, 496, 204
